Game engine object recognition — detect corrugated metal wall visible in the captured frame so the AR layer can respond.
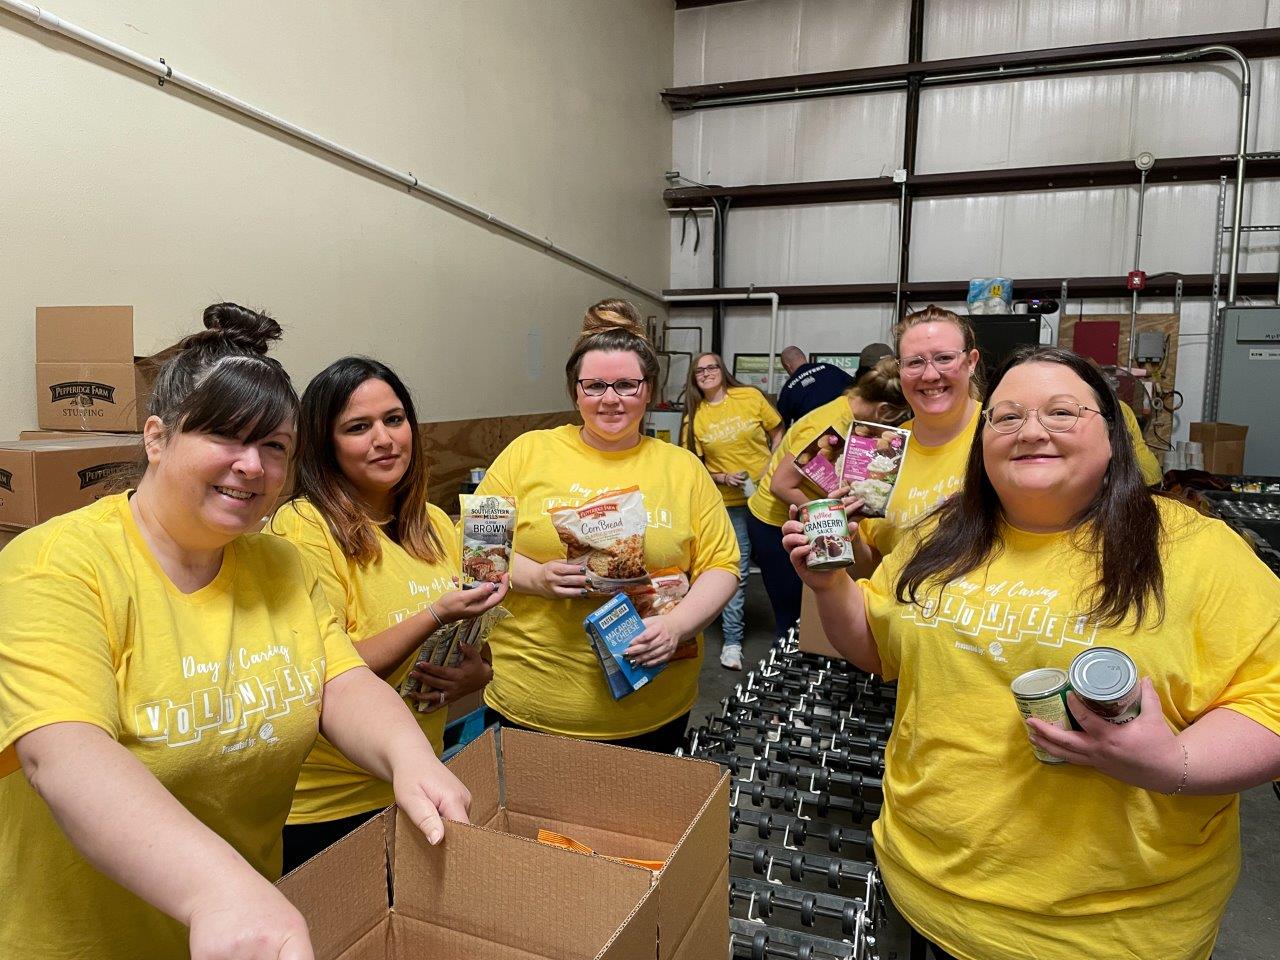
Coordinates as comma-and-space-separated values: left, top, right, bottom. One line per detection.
667, 0, 1280, 439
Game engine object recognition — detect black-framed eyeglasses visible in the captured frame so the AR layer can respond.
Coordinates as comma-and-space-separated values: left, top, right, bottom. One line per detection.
694, 364, 721, 375
984, 396, 1105, 434
576, 378, 645, 398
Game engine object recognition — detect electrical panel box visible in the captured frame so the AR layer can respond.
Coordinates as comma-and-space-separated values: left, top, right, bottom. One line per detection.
1135, 330, 1166, 363
1217, 307, 1280, 474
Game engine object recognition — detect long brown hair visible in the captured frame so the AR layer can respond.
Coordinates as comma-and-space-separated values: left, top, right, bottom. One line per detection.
683, 352, 761, 454
895, 345, 1164, 628
893, 304, 984, 399
564, 299, 661, 403
284, 357, 444, 566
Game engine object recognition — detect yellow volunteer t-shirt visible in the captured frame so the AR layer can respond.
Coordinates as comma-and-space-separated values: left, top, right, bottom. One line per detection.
747, 395, 854, 528
861, 498, 1280, 960
1120, 400, 1163, 486
268, 498, 458, 824
0, 494, 364, 960
478, 425, 739, 739
684, 386, 782, 507
859, 405, 980, 557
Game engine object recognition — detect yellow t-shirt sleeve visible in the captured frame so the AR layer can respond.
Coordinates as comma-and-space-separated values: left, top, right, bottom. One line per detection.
1119, 402, 1162, 486
309, 571, 365, 685
756, 392, 782, 432
857, 517, 889, 557
268, 502, 352, 626
689, 467, 741, 580
859, 562, 902, 681
0, 532, 122, 754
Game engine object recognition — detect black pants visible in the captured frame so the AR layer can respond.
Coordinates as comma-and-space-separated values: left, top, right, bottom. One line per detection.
487, 708, 691, 755
281, 807, 382, 876
746, 512, 802, 638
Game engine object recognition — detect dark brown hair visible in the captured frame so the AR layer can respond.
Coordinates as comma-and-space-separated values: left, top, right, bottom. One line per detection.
682, 352, 764, 455
893, 304, 984, 399
283, 357, 443, 566
564, 299, 661, 403
895, 345, 1165, 628
149, 302, 297, 443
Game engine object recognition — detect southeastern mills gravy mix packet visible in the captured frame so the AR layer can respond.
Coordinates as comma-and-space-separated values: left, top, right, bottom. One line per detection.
399, 605, 510, 711
840, 421, 910, 517
459, 494, 516, 587
794, 426, 846, 495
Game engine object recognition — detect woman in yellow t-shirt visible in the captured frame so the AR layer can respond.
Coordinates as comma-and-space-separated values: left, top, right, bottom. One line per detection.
478, 299, 740, 751
788, 345, 1280, 960
682, 352, 783, 669
0, 305, 470, 960
855, 305, 984, 571
744, 359, 907, 638
270, 356, 506, 873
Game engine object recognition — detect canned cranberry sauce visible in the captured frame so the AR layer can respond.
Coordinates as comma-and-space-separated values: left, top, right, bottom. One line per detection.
801, 498, 854, 570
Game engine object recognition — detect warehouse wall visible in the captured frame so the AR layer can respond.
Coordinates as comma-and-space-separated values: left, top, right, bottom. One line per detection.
669, 0, 1280, 441
0, 0, 673, 439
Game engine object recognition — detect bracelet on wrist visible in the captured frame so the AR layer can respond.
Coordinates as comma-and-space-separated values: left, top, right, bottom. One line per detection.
426, 602, 443, 632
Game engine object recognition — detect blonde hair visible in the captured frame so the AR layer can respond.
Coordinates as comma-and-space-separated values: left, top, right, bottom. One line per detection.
846, 356, 909, 424
564, 299, 661, 401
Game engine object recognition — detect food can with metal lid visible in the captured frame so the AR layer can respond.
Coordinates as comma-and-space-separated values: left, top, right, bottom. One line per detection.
1069, 647, 1140, 723
802, 498, 855, 569
1010, 667, 1072, 764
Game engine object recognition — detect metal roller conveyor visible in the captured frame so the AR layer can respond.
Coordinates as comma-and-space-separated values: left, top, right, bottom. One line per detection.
721, 695, 895, 735
694, 738, 886, 783
731, 874, 878, 937
730, 806, 875, 860
729, 918, 864, 960
730, 838, 878, 891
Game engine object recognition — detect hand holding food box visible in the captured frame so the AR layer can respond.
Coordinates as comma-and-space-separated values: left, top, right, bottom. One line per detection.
794, 426, 846, 495
550, 487, 649, 592
584, 593, 667, 700
840, 421, 910, 517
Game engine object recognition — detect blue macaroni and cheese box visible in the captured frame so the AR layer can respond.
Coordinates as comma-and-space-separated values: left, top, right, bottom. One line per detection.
584, 593, 666, 700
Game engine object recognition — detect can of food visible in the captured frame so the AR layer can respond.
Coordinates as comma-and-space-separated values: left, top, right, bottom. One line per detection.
1068, 647, 1140, 723
801, 498, 854, 569
1010, 667, 1072, 764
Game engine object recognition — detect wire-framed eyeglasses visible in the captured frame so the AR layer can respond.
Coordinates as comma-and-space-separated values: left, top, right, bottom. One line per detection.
898, 351, 965, 378
983, 396, 1105, 434
576, 378, 645, 398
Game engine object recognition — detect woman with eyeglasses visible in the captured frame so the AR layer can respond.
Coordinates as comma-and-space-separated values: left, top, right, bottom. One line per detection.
854, 305, 984, 574
787, 345, 1280, 960
682, 352, 783, 669
474, 300, 739, 753
745, 358, 908, 639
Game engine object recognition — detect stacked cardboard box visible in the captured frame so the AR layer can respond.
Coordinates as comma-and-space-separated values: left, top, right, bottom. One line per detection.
280, 728, 730, 960
35, 305, 174, 433
0, 435, 143, 528
1189, 422, 1249, 475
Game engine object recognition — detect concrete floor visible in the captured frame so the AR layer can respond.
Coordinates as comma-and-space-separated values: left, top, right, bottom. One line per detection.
692, 572, 1280, 960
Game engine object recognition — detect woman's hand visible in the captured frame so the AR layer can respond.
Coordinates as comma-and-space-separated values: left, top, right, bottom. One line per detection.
431, 577, 509, 624
391, 753, 472, 846
188, 884, 313, 960
410, 642, 493, 713
782, 504, 861, 591
1026, 678, 1184, 793
624, 614, 684, 667
828, 485, 870, 530
532, 560, 593, 599
717, 470, 748, 489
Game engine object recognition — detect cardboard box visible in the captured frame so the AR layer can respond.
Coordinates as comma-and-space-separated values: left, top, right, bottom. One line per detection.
0, 436, 142, 527
447, 728, 730, 960
279, 807, 660, 960
798, 586, 845, 658
1190, 421, 1249, 475
35, 306, 176, 433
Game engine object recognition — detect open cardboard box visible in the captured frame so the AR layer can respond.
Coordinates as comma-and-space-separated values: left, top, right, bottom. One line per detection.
35, 306, 178, 433
1189, 421, 1249, 475
447, 728, 730, 960
279, 807, 660, 960
0, 435, 142, 527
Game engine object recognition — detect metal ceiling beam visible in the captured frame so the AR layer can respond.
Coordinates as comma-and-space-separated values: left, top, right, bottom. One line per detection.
663, 27, 1280, 109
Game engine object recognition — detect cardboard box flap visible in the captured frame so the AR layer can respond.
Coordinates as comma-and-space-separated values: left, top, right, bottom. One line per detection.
36, 306, 136, 364
0, 437, 142, 453
393, 813, 653, 960
500, 729, 723, 844
654, 773, 730, 959
278, 810, 392, 960
669, 862, 730, 960
445, 727, 503, 828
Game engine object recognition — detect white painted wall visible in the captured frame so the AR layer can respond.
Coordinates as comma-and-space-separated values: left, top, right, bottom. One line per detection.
0, 0, 674, 439
670, 0, 1280, 441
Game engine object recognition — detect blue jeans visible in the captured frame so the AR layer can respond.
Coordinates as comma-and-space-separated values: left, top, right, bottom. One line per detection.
720, 506, 751, 647
745, 512, 802, 638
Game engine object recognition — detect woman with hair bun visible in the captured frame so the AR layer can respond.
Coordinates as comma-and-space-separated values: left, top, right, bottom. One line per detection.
0, 304, 470, 960
476, 299, 740, 753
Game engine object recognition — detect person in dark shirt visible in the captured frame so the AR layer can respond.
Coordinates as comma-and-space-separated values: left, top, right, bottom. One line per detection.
775, 345, 855, 428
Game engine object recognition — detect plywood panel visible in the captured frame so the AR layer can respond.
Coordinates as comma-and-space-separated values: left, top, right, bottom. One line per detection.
1060, 312, 1179, 453
422, 410, 579, 511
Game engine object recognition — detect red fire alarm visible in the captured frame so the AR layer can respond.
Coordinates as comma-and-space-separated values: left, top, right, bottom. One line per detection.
1127, 270, 1147, 291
